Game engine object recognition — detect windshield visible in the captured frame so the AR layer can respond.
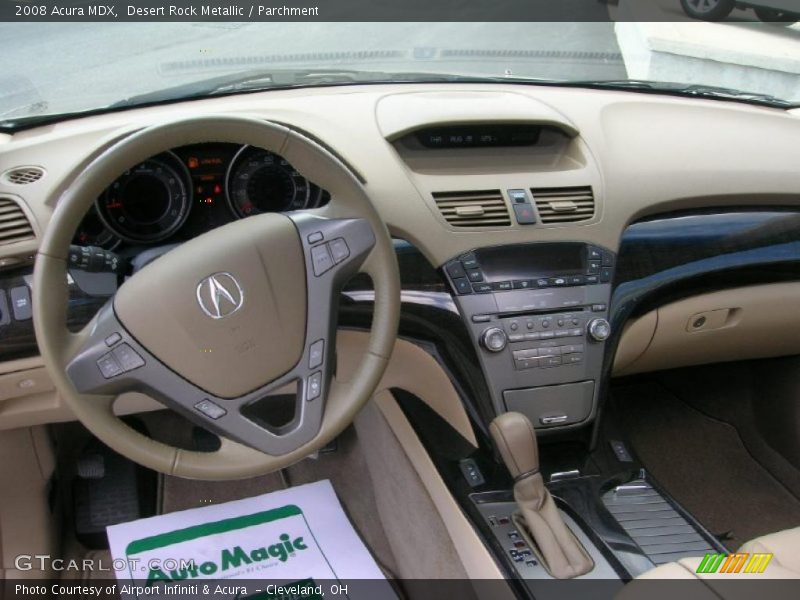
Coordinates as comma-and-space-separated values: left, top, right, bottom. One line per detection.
2, 18, 800, 125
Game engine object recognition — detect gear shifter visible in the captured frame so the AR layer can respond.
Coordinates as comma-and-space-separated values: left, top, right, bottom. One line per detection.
490, 412, 593, 579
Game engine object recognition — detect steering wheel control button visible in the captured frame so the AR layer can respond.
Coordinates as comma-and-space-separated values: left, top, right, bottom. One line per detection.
194, 399, 226, 420
307, 231, 324, 244
308, 339, 324, 369
112, 343, 145, 372
97, 353, 123, 379
329, 238, 350, 264
105, 332, 122, 347
9, 286, 32, 321
481, 327, 508, 353
311, 244, 334, 276
307, 372, 322, 400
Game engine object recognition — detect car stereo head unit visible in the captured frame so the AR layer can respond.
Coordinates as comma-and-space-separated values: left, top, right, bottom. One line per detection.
443, 242, 615, 432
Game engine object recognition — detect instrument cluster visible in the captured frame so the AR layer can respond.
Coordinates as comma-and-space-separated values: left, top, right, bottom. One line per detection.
73, 143, 328, 249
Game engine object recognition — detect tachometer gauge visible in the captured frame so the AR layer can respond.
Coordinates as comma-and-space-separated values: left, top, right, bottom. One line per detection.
226, 146, 316, 218
73, 207, 121, 250
97, 153, 190, 243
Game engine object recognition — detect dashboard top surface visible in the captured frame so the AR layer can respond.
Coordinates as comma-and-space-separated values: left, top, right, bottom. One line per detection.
1, 82, 800, 269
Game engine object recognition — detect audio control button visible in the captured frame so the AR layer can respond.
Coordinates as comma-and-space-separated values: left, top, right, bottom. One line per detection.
453, 278, 471, 295
587, 318, 611, 341
461, 253, 479, 269
481, 328, 508, 352
446, 262, 466, 278
467, 269, 484, 282
561, 344, 585, 354
541, 356, 563, 368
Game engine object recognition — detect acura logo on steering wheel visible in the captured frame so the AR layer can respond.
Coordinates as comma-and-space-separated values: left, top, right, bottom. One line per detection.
196, 272, 244, 319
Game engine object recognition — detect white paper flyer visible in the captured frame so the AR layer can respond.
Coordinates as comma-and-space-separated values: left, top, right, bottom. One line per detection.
106, 480, 395, 600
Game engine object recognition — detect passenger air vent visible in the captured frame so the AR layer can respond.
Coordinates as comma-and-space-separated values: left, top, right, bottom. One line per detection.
2, 166, 45, 185
531, 186, 595, 223
432, 190, 511, 227
0, 197, 35, 245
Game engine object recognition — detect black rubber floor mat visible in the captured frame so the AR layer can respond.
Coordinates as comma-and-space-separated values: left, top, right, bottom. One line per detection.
614, 383, 800, 550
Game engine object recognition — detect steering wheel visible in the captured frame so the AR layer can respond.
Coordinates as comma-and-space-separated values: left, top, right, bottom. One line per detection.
33, 117, 400, 480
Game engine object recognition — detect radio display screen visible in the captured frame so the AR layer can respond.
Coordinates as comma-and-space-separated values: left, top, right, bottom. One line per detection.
477, 243, 586, 282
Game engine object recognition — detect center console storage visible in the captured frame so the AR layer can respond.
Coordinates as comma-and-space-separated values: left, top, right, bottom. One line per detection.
444, 242, 614, 429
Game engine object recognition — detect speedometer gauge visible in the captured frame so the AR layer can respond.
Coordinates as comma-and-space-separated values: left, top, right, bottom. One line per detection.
226, 146, 316, 218
97, 153, 190, 243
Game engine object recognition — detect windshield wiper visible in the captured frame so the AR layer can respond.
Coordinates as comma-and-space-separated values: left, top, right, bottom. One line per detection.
557, 79, 795, 108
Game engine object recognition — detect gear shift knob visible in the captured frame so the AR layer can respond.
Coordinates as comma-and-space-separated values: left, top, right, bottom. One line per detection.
489, 411, 540, 479
489, 411, 594, 579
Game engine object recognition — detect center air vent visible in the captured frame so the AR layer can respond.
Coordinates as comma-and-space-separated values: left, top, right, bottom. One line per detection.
532, 186, 595, 224
432, 190, 511, 227
2, 166, 45, 185
0, 197, 35, 245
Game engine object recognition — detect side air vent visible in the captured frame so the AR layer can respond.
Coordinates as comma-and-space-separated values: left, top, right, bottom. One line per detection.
532, 186, 595, 224
432, 190, 511, 227
0, 197, 35, 245
2, 166, 45, 185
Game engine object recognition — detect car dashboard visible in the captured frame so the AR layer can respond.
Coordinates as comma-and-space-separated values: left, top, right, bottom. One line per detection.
1, 82, 800, 437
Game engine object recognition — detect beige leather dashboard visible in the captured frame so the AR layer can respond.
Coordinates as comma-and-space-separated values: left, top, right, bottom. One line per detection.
2, 82, 800, 427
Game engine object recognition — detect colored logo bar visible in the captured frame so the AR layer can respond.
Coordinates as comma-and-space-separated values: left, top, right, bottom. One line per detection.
696, 552, 773, 574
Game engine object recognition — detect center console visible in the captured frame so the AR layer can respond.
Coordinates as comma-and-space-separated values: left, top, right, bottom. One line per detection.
443, 242, 614, 430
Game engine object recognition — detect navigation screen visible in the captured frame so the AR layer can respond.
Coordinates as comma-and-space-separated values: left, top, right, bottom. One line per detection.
477, 243, 586, 282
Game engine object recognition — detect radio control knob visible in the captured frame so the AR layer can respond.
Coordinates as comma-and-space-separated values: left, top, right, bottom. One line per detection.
481, 327, 508, 353
587, 318, 611, 342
